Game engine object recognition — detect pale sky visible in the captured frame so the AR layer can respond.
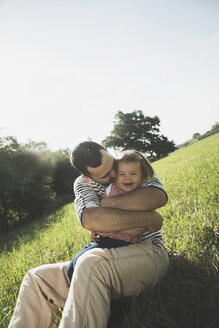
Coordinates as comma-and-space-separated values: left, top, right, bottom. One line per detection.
0, 0, 218, 151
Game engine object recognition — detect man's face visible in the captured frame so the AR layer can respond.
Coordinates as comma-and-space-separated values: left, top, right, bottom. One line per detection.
87, 150, 116, 184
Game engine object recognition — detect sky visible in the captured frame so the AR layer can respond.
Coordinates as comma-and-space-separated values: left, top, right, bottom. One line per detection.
0, 0, 219, 151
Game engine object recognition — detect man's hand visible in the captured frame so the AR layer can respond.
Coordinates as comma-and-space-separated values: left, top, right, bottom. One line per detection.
145, 211, 163, 232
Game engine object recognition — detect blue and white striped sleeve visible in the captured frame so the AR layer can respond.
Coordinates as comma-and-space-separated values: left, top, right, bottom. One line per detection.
73, 176, 100, 225
142, 177, 168, 201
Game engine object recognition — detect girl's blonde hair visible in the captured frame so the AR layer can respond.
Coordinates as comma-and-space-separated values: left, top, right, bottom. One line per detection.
116, 150, 154, 182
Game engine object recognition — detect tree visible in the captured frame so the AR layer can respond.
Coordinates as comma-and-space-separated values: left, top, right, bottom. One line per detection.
192, 133, 200, 140
0, 137, 24, 232
102, 110, 176, 160
195, 122, 219, 141
51, 150, 80, 198
0, 137, 58, 233
0, 137, 78, 234
211, 122, 219, 134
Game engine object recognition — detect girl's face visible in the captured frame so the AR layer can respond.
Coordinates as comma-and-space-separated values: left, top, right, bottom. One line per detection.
116, 161, 143, 192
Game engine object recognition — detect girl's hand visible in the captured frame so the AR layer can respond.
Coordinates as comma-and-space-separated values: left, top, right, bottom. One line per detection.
98, 232, 113, 237
90, 231, 99, 242
90, 231, 113, 241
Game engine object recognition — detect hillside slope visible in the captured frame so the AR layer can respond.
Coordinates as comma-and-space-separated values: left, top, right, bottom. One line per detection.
153, 132, 218, 271
0, 133, 218, 327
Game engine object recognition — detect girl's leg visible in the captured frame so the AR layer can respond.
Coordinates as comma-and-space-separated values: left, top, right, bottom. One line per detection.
8, 262, 70, 328
66, 242, 100, 281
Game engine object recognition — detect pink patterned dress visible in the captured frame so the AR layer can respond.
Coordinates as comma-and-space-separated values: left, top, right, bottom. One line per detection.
103, 183, 142, 243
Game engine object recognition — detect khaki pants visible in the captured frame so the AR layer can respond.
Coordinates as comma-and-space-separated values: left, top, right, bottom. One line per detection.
9, 238, 169, 328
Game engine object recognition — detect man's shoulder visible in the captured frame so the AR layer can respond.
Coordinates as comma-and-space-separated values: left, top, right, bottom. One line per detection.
141, 176, 167, 191
144, 176, 163, 187
74, 175, 87, 188
74, 175, 106, 195
74, 175, 86, 184
74, 175, 101, 187
141, 176, 168, 199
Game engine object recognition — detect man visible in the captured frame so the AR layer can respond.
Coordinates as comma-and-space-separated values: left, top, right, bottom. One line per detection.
9, 141, 169, 328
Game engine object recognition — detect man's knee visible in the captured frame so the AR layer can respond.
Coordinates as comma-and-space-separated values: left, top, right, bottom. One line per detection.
74, 248, 109, 274
29, 262, 69, 283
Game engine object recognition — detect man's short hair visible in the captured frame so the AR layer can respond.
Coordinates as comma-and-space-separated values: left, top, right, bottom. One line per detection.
70, 141, 106, 176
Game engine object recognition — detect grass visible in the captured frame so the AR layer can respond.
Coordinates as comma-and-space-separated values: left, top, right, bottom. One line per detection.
154, 134, 218, 273
0, 133, 219, 327
109, 255, 218, 328
0, 205, 90, 327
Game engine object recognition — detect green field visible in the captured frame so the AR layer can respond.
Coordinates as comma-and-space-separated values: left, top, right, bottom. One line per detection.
0, 134, 218, 327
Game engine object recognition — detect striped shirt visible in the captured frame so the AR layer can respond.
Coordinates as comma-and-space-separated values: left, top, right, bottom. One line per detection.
74, 175, 167, 247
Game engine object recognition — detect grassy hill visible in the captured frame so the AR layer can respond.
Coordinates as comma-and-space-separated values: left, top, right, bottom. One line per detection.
153, 133, 218, 271
0, 133, 218, 327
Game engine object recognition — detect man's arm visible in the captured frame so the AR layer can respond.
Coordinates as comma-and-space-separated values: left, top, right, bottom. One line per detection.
82, 207, 163, 233
101, 187, 167, 211
74, 175, 165, 234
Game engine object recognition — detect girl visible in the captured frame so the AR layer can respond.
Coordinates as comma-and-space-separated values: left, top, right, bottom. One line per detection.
67, 150, 154, 281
